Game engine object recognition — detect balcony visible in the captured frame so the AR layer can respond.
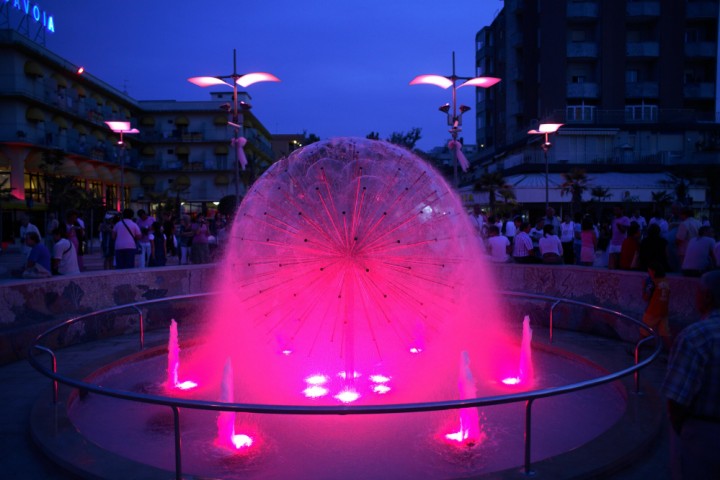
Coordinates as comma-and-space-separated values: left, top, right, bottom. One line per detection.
625, 104, 658, 122
684, 82, 715, 99
686, 1, 718, 19
626, 1, 660, 18
567, 2, 599, 19
625, 82, 659, 98
567, 42, 598, 58
567, 82, 600, 99
685, 42, 716, 58
626, 42, 659, 57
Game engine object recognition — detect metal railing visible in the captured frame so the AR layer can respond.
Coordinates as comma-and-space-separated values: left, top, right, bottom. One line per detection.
28, 291, 660, 480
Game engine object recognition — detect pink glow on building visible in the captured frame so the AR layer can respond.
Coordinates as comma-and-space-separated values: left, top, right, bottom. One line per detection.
369, 374, 390, 383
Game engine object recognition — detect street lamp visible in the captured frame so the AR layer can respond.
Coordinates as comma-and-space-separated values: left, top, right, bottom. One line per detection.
410, 52, 500, 187
188, 49, 280, 207
528, 123, 563, 211
105, 120, 139, 211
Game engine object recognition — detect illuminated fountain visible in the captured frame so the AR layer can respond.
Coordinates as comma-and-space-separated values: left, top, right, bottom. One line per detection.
57, 138, 628, 479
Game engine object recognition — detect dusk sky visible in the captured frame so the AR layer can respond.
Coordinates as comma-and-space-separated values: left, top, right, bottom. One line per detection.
42, 1, 500, 151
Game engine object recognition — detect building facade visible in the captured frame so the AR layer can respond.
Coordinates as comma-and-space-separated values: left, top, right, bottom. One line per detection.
0, 29, 275, 244
471, 0, 720, 212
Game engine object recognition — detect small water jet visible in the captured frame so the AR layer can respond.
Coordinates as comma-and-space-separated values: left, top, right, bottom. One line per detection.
216, 358, 253, 450
166, 319, 197, 391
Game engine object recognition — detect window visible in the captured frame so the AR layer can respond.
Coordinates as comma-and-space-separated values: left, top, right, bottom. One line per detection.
571, 75, 586, 83
625, 70, 638, 83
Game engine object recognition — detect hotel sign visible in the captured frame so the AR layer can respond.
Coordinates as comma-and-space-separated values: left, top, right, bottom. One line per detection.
3, 0, 55, 33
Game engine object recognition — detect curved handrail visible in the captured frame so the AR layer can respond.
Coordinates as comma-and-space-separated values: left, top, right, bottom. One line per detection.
28, 291, 659, 415
28, 291, 661, 478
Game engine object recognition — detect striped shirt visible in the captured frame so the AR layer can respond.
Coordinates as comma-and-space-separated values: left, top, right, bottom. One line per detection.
512, 231, 533, 258
662, 310, 720, 419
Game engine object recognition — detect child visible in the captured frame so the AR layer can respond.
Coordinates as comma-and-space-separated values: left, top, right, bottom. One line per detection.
641, 260, 671, 351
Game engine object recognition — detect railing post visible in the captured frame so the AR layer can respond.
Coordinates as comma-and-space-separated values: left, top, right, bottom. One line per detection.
172, 405, 182, 480
549, 300, 561, 344
524, 398, 536, 476
132, 305, 144, 350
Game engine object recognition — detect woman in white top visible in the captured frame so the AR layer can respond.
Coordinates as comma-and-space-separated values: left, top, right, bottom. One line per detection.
539, 223, 564, 264
560, 214, 575, 264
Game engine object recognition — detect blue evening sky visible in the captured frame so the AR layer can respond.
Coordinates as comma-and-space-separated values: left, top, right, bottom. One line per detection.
42, 1, 500, 150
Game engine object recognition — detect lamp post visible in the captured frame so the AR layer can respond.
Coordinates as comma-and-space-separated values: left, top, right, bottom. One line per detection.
528, 123, 563, 211
189, 49, 279, 208
410, 52, 500, 188
105, 121, 139, 211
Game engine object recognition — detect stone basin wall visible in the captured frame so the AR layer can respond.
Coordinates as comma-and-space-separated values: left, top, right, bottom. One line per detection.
0, 263, 701, 365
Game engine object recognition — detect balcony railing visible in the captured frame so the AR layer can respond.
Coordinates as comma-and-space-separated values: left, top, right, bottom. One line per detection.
626, 42, 659, 57
625, 82, 659, 98
567, 2, 599, 18
685, 42, 717, 57
626, 1, 660, 17
684, 82, 716, 99
567, 82, 600, 99
567, 42, 598, 58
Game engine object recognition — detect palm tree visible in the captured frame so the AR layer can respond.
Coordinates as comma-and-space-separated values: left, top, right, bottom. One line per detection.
590, 186, 612, 203
559, 168, 591, 217
659, 173, 694, 206
650, 190, 673, 214
474, 172, 513, 213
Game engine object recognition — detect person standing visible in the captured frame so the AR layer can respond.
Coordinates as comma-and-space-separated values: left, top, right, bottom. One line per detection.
65, 210, 85, 271
44, 212, 59, 252
543, 207, 561, 236
676, 207, 702, 268
177, 215, 194, 265
579, 215, 598, 266
191, 215, 210, 264
112, 208, 141, 269
641, 260, 671, 351
662, 271, 720, 479
559, 214, 575, 265
149, 222, 167, 267
608, 207, 631, 269
135, 209, 155, 268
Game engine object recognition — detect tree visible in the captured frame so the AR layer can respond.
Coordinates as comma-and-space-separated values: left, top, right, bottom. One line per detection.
366, 132, 380, 140
474, 172, 513, 213
590, 186, 612, 203
387, 128, 422, 150
649, 190, 673, 217
659, 173, 694, 206
559, 168, 591, 217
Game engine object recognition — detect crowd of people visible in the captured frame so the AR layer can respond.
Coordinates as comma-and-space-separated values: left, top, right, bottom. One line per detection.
472, 204, 718, 277
12, 208, 231, 278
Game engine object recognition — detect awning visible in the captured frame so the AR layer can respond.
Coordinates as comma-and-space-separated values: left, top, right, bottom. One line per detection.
140, 116, 156, 126
141, 146, 156, 156
176, 145, 190, 155
558, 128, 620, 136
125, 172, 140, 187
175, 116, 189, 126
24, 61, 44, 78
58, 160, 81, 177
214, 145, 229, 155
26, 107, 45, 122
52, 73, 68, 88
53, 115, 69, 129
96, 166, 114, 182
74, 123, 89, 135
77, 161, 97, 179
75, 85, 87, 97
141, 175, 156, 187
214, 115, 228, 126
214, 173, 230, 186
